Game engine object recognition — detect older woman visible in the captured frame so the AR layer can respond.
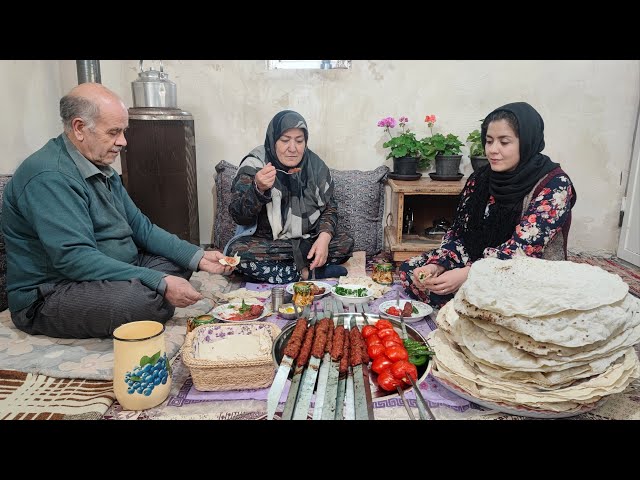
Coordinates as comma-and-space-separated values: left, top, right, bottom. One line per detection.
225, 110, 354, 284
400, 102, 577, 306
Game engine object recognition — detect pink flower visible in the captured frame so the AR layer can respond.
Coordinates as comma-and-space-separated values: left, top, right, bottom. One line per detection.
377, 117, 396, 128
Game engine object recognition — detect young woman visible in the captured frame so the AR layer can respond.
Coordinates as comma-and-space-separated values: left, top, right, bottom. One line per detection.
225, 110, 354, 284
400, 102, 577, 306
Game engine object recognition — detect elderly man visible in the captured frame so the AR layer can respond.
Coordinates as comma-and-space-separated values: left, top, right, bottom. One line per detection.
1, 83, 232, 338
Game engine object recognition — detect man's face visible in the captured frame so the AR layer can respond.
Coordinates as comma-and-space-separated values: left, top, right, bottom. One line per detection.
79, 102, 128, 167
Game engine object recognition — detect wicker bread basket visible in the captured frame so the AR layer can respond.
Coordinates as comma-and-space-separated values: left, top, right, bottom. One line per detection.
182, 321, 281, 391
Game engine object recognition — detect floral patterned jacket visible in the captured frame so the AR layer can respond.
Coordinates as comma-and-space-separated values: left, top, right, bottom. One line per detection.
426, 169, 575, 269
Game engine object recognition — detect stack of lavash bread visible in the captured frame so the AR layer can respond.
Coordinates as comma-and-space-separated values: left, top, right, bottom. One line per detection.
428, 256, 640, 415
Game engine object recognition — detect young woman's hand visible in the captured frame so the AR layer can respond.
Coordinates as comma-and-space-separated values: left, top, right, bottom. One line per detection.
423, 266, 470, 296
412, 264, 444, 291
308, 232, 332, 270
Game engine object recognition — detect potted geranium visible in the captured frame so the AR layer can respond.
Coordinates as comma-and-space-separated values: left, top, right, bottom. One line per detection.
420, 115, 464, 179
378, 116, 431, 177
466, 128, 489, 171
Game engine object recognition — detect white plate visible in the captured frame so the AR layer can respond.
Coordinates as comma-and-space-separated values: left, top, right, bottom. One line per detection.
378, 300, 433, 323
434, 375, 604, 419
331, 284, 374, 305
285, 281, 332, 299
209, 301, 272, 323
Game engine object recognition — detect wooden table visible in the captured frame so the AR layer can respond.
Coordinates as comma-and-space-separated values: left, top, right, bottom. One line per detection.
386, 177, 466, 262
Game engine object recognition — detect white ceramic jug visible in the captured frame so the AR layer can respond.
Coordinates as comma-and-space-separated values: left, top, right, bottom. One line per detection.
113, 321, 171, 410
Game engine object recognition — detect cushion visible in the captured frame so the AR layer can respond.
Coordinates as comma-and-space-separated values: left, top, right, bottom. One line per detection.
211, 160, 389, 256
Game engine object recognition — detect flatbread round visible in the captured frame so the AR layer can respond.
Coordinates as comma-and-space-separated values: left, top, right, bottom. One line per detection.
219, 253, 240, 267
461, 257, 629, 316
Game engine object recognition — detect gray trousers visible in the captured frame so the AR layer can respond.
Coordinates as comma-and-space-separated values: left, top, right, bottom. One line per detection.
11, 253, 192, 339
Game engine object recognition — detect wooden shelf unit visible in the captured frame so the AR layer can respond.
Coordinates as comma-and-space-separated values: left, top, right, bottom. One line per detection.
386, 177, 466, 262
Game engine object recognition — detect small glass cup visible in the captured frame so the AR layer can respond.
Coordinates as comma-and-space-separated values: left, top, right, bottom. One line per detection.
372, 262, 394, 285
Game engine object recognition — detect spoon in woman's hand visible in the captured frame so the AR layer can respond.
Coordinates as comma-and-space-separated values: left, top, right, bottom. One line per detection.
275, 168, 302, 175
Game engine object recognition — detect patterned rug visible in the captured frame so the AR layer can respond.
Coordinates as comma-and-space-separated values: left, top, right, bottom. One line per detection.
568, 254, 640, 298
0, 369, 115, 420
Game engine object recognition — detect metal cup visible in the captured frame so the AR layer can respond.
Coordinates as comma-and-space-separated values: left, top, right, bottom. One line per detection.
271, 286, 285, 311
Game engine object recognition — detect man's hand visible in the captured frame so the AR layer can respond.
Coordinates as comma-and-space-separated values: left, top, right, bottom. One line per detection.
422, 266, 470, 296
198, 250, 234, 275
254, 163, 276, 193
164, 275, 203, 308
308, 232, 331, 270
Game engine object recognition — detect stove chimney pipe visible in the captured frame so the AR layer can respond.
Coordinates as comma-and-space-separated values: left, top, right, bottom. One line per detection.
76, 60, 101, 84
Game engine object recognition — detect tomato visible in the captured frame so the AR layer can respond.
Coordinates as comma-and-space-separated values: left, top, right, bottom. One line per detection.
377, 328, 398, 339
367, 343, 386, 360
390, 360, 418, 385
383, 337, 403, 348
366, 334, 383, 347
385, 345, 409, 362
375, 319, 394, 330
385, 306, 402, 317
377, 370, 403, 392
362, 325, 378, 339
371, 356, 394, 374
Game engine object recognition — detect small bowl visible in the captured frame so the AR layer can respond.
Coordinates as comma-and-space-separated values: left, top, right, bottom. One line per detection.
331, 283, 374, 305
278, 303, 301, 320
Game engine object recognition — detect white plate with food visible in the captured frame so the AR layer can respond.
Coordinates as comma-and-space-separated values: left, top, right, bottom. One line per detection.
209, 300, 271, 323
285, 281, 332, 299
332, 283, 374, 305
378, 299, 433, 323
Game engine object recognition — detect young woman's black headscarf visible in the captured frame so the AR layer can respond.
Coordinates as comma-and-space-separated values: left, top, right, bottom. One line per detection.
462, 102, 561, 261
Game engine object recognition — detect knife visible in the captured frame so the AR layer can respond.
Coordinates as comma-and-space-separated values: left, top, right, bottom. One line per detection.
323, 303, 346, 420
312, 301, 333, 420
280, 306, 317, 420
350, 317, 372, 420
266, 305, 310, 420
292, 303, 329, 420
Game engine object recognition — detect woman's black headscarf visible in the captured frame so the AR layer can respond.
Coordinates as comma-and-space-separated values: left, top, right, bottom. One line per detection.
462, 102, 561, 261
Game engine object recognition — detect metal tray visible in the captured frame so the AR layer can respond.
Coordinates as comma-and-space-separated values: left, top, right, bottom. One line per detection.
272, 313, 432, 400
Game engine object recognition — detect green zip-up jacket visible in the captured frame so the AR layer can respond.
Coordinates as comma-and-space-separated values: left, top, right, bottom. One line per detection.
1, 134, 202, 312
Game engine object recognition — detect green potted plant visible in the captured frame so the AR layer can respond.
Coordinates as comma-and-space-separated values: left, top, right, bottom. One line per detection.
420, 115, 464, 179
378, 116, 432, 177
466, 128, 489, 171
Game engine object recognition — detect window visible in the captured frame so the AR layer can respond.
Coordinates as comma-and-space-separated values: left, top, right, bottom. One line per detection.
267, 60, 352, 70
